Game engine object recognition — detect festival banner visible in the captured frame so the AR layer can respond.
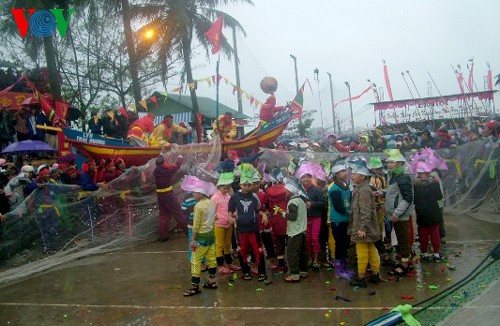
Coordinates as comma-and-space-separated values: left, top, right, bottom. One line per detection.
487, 65, 493, 91
457, 72, 465, 94
333, 85, 372, 109
468, 61, 474, 92
372, 91, 495, 111
383, 60, 394, 101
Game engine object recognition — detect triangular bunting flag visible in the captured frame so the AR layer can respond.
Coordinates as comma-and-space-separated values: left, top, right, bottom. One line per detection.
139, 100, 148, 109
150, 96, 158, 107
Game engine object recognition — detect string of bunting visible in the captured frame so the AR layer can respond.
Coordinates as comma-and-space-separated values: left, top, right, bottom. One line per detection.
126, 74, 264, 112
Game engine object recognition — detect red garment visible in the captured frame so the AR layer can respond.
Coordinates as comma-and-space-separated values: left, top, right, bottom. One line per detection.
256, 190, 269, 231
127, 115, 155, 141
265, 184, 288, 236
259, 95, 285, 122
335, 143, 350, 152
418, 224, 441, 254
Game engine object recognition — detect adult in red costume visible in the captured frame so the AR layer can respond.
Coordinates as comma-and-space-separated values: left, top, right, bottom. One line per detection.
127, 113, 156, 146
154, 151, 187, 241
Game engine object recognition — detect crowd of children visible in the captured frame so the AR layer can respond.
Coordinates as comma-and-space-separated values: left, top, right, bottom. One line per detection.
176, 146, 448, 296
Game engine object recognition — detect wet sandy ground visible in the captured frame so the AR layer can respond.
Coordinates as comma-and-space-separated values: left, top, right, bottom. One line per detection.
0, 214, 499, 325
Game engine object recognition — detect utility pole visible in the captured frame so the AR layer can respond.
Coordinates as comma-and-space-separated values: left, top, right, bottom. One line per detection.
290, 54, 303, 131
314, 68, 324, 132
232, 26, 244, 138
345, 81, 354, 134
327, 72, 336, 134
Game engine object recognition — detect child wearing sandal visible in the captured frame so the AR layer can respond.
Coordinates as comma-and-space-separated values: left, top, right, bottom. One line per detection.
347, 159, 381, 288
212, 172, 241, 274
384, 149, 415, 277
181, 176, 218, 297
282, 177, 309, 283
228, 164, 268, 281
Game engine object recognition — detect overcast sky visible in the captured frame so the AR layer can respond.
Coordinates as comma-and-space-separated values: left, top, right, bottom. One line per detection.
189, 0, 499, 130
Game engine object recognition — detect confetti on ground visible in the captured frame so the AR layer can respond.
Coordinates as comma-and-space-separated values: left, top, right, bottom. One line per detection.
233, 273, 238, 280
327, 268, 334, 271
479, 284, 487, 289
416, 285, 423, 289
448, 265, 458, 270
441, 267, 446, 273
382, 307, 390, 311
339, 322, 347, 325
325, 313, 331, 319
228, 282, 234, 287
329, 287, 336, 292
342, 309, 351, 315
452, 295, 464, 300
400, 295, 414, 300
429, 285, 440, 290
335, 295, 352, 302
446, 278, 453, 282
256, 288, 264, 292
325, 280, 331, 285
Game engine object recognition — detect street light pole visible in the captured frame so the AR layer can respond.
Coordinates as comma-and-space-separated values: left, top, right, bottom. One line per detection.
314, 68, 324, 132
345, 81, 355, 134
290, 54, 303, 130
327, 72, 336, 134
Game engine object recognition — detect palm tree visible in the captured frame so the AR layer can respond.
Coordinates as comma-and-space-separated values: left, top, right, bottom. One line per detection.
130, 0, 253, 131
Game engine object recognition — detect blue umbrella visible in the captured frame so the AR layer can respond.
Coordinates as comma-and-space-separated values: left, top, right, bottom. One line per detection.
1, 140, 55, 154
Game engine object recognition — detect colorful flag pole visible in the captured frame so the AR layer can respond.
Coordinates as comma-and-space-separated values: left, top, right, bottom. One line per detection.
205, 16, 224, 132
383, 60, 394, 101
487, 63, 493, 91
216, 55, 221, 131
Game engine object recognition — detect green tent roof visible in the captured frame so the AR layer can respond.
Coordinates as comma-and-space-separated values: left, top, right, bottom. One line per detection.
149, 93, 250, 120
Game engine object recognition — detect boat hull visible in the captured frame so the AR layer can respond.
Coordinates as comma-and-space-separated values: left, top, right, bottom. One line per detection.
63, 112, 294, 166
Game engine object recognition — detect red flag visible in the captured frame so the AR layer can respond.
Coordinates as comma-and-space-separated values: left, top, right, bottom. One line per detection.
487, 66, 493, 91
468, 61, 474, 92
383, 61, 394, 101
457, 72, 465, 94
54, 100, 69, 124
205, 16, 223, 54
150, 95, 158, 107
333, 85, 372, 109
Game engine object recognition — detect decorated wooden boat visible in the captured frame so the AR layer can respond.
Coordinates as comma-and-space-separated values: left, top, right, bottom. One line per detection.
62, 109, 296, 166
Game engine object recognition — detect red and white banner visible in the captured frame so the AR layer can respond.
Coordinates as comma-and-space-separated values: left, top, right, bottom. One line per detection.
333, 85, 372, 109
383, 62, 394, 101
468, 62, 474, 92
372, 91, 495, 111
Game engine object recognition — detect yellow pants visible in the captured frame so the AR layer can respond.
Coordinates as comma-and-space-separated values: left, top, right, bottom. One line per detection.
327, 224, 336, 259
191, 244, 217, 278
356, 242, 380, 275
215, 225, 233, 258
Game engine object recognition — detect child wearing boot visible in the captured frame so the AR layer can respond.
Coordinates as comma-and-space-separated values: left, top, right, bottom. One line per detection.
282, 177, 309, 282
181, 176, 218, 296
348, 159, 381, 287
328, 161, 352, 278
